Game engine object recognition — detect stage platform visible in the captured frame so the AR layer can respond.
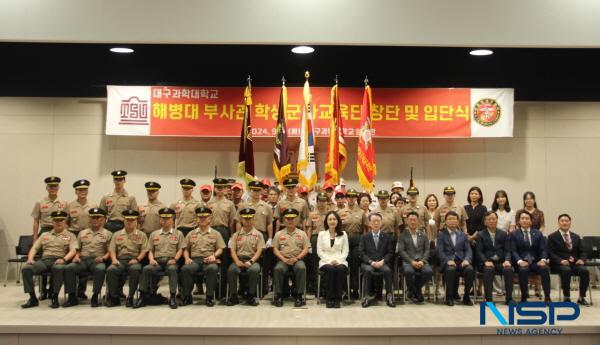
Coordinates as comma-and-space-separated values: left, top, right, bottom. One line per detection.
0, 283, 599, 345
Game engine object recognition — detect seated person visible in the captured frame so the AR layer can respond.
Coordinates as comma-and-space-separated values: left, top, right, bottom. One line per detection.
398, 211, 432, 304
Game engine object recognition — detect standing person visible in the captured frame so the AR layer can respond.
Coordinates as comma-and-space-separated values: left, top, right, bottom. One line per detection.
547, 214, 590, 305
208, 177, 238, 298
139, 181, 165, 236
373, 190, 401, 240
105, 210, 149, 307
358, 193, 372, 215
423, 194, 439, 242
231, 182, 245, 210
67, 179, 96, 235
99, 170, 138, 232
339, 188, 367, 299
516, 191, 545, 232
465, 186, 487, 241
511, 211, 551, 303
491, 190, 516, 233
199, 184, 213, 206
400, 186, 426, 230
31, 176, 67, 299
334, 191, 347, 212
434, 186, 468, 233
398, 212, 432, 304
322, 182, 336, 211
307, 192, 330, 295
437, 211, 475, 306
317, 211, 349, 308
71, 208, 112, 307
170, 178, 200, 237
274, 177, 309, 232
476, 211, 514, 304
20, 211, 78, 309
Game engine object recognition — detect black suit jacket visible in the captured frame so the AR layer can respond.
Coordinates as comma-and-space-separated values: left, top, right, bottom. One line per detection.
510, 227, 547, 264
547, 230, 586, 267
359, 231, 394, 266
475, 228, 511, 268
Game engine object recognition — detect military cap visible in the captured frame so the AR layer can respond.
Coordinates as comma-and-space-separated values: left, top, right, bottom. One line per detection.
281, 208, 300, 218
45, 176, 61, 185
239, 208, 256, 219
376, 190, 390, 199
282, 177, 299, 188
50, 210, 68, 220
227, 178, 236, 185
443, 186, 456, 195
158, 207, 176, 218
195, 206, 212, 217
88, 208, 107, 217
346, 188, 359, 197
180, 178, 196, 188
335, 191, 346, 199
111, 170, 127, 179
316, 192, 329, 201
145, 181, 161, 190
248, 180, 264, 191
73, 179, 90, 189
406, 186, 419, 195
122, 209, 140, 219
213, 178, 229, 186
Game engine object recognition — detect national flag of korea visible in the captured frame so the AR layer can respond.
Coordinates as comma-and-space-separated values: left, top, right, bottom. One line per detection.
324, 83, 347, 185
357, 85, 376, 192
297, 73, 318, 189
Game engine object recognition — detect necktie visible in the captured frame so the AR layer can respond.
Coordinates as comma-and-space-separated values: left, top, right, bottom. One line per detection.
525, 230, 532, 246
374, 233, 379, 248
490, 232, 495, 246
563, 233, 572, 250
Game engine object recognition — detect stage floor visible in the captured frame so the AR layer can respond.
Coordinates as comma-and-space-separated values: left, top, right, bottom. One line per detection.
0, 282, 599, 345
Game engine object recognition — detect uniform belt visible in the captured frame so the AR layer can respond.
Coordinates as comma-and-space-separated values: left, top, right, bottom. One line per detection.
41, 256, 62, 260
177, 226, 194, 231
213, 225, 229, 229
156, 256, 174, 260
118, 256, 135, 260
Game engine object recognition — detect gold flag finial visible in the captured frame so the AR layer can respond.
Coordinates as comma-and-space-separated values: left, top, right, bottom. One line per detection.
305, 71, 310, 79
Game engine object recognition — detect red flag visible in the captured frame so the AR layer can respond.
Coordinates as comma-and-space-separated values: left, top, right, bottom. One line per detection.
357, 84, 376, 192
324, 83, 347, 185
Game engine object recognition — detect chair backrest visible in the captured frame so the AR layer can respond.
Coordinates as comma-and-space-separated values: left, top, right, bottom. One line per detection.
582, 236, 600, 259
16, 235, 34, 256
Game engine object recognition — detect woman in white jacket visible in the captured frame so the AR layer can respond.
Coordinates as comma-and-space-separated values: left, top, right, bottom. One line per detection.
317, 211, 349, 308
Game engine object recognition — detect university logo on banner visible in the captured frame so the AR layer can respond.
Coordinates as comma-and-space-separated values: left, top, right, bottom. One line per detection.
106, 86, 151, 136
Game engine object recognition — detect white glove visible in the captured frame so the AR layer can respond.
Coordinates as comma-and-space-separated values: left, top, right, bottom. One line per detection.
266, 238, 272, 248
428, 218, 436, 226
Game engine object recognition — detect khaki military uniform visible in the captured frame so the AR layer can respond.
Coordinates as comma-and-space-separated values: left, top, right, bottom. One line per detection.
72, 228, 112, 294
239, 199, 273, 236
170, 198, 200, 234
275, 197, 309, 224
227, 228, 265, 297
106, 229, 148, 298
400, 203, 426, 229
272, 228, 311, 294
180, 228, 226, 298
21, 230, 78, 294
208, 197, 237, 296
140, 229, 185, 293
140, 199, 166, 234
434, 203, 469, 231
31, 197, 67, 234
67, 199, 97, 234
99, 190, 138, 221
373, 205, 401, 237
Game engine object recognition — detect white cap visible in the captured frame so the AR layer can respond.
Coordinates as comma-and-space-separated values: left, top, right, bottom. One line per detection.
339, 178, 346, 186
391, 181, 404, 190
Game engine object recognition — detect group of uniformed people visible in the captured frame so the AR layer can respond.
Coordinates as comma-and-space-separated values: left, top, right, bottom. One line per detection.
21, 171, 592, 309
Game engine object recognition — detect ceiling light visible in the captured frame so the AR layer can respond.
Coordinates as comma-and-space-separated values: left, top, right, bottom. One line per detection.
469, 49, 493, 56
291, 46, 315, 54
110, 47, 134, 54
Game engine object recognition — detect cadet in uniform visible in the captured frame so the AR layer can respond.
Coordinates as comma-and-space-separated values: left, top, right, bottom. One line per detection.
199, 184, 213, 205
208, 177, 238, 298
272, 208, 310, 307
180, 207, 226, 307
434, 186, 468, 232
322, 182, 336, 211
67, 179, 96, 235
170, 178, 200, 237
99, 170, 138, 232
334, 191, 348, 212
71, 208, 112, 307
135, 208, 184, 309
21, 211, 78, 309
339, 188, 367, 298
307, 192, 330, 294
105, 209, 149, 307
31, 176, 68, 299
139, 181, 165, 235
274, 177, 309, 233
31, 176, 67, 240
400, 186, 426, 230
227, 208, 265, 306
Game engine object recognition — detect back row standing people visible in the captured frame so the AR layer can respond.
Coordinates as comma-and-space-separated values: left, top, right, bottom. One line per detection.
99, 170, 138, 232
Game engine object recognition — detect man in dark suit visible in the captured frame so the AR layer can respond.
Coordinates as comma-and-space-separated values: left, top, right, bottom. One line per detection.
547, 214, 590, 306
511, 211, 551, 303
437, 211, 475, 306
476, 211, 514, 304
398, 211, 432, 304
359, 212, 395, 308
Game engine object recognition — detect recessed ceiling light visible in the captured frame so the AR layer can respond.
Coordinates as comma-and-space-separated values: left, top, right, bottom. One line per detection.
110, 47, 134, 54
291, 46, 315, 54
469, 49, 493, 56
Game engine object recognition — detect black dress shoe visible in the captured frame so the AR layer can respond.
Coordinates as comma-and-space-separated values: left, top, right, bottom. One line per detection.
386, 294, 396, 308
77, 292, 88, 300
453, 294, 461, 301
462, 297, 474, 306
39, 291, 48, 301
248, 297, 259, 306
50, 295, 60, 309
544, 296, 552, 304
62, 294, 79, 308
361, 298, 369, 308
350, 291, 360, 299
227, 297, 239, 306
416, 292, 425, 303
520, 296, 528, 303
119, 291, 126, 299
133, 295, 147, 309
205, 297, 215, 307
334, 300, 341, 308
21, 297, 39, 309
169, 296, 178, 309
125, 296, 134, 308
90, 294, 99, 307
294, 294, 305, 307
325, 300, 333, 308
577, 297, 591, 306
106, 296, 120, 307
179, 295, 192, 306
563, 296, 572, 303
274, 295, 284, 307
445, 298, 454, 306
